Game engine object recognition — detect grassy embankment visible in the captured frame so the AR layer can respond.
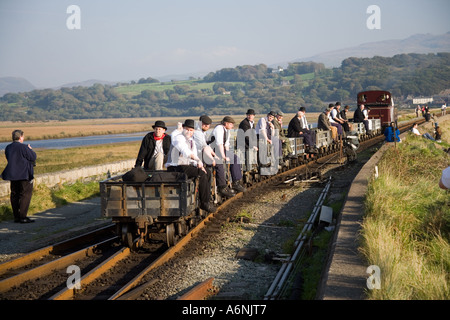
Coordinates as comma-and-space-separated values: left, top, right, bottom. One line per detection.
361, 119, 450, 300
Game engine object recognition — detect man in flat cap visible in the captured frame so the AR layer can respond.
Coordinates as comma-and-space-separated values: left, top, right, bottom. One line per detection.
256, 111, 275, 146
194, 115, 214, 164
135, 120, 171, 171
272, 111, 293, 159
210, 116, 245, 198
194, 115, 216, 188
166, 119, 216, 213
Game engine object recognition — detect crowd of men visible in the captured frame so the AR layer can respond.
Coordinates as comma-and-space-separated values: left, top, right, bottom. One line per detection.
134, 102, 371, 213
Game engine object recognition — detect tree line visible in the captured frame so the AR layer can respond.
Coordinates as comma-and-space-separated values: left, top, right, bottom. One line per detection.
1, 52, 449, 121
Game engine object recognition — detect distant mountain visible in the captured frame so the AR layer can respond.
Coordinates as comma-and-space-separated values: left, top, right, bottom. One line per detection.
285, 32, 450, 68
0, 77, 36, 96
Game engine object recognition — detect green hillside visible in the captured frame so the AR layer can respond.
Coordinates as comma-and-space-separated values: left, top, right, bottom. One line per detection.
0, 53, 449, 121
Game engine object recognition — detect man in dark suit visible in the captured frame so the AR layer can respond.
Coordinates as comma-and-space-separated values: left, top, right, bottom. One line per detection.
238, 109, 258, 170
238, 109, 257, 149
1, 130, 37, 223
287, 111, 317, 153
135, 120, 172, 171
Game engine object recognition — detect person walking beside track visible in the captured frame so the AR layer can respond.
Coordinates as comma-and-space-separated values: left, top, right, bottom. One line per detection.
1, 130, 37, 223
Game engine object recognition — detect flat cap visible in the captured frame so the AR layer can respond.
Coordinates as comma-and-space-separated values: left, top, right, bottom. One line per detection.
222, 116, 235, 124
199, 115, 212, 125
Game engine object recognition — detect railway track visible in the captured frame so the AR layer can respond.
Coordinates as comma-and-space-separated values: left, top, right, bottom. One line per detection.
0, 116, 434, 300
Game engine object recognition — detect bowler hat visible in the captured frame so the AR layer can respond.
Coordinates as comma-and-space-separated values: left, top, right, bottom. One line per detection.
182, 119, 195, 129
152, 120, 167, 130
199, 115, 212, 125
246, 109, 255, 115
222, 116, 235, 124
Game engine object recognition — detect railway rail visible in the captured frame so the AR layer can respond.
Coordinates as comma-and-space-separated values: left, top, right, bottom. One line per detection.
0, 114, 437, 300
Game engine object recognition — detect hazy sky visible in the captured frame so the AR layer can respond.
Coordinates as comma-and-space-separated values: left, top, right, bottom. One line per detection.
0, 0, 449, 88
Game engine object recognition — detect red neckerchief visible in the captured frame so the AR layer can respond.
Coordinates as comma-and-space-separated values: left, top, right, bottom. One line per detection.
153, 133, 166, 141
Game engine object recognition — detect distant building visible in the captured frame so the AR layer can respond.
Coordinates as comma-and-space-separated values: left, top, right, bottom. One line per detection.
272, 67, 284, 74
413, 97, 433, 104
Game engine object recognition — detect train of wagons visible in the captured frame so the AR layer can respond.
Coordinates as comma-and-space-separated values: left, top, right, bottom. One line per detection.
100, 90, 397, 248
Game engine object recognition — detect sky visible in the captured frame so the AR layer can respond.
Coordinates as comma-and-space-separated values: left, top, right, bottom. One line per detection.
0, 0, 449, 88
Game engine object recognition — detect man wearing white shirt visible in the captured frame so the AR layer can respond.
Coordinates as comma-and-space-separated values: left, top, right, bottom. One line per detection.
194, 115, 215, 166
256, 111, 275, 145
328, 104, 343, 136
210, 116, 245, 197
166, 119, 216, 213
411, 122, 435, 141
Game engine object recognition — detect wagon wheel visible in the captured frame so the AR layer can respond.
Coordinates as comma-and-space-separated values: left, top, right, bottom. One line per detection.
121, 223, 134, 248
166, 223, 179, 247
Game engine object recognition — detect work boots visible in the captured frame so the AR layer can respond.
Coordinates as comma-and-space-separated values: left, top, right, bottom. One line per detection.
219, 186, 235, 198
232, 180, 246, 193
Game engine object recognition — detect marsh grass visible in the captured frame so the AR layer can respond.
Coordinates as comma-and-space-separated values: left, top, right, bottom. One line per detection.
361, 134, 450, 299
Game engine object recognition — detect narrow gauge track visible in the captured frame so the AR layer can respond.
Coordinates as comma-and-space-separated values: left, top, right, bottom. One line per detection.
0, 224, 117, 299
0, 116, 430, 300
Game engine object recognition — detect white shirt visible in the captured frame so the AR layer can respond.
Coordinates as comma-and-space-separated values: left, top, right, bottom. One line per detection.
300, 115, 308, 129
255, 117, 274, 139
165, 131, 198, 167
328, 111, 336, 123
211, 124, 229, 149
152, 139, 163, 157
412, 127, 421, 136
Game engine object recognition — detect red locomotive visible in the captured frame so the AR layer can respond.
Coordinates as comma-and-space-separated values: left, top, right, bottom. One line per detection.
357, 90, 397, 127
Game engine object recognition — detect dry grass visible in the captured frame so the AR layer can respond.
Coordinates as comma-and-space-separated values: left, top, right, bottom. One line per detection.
361, 119, 450, 300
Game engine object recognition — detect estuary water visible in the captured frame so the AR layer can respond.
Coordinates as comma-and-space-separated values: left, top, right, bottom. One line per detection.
0, 131, 149, 151
0, 122, 315, 151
